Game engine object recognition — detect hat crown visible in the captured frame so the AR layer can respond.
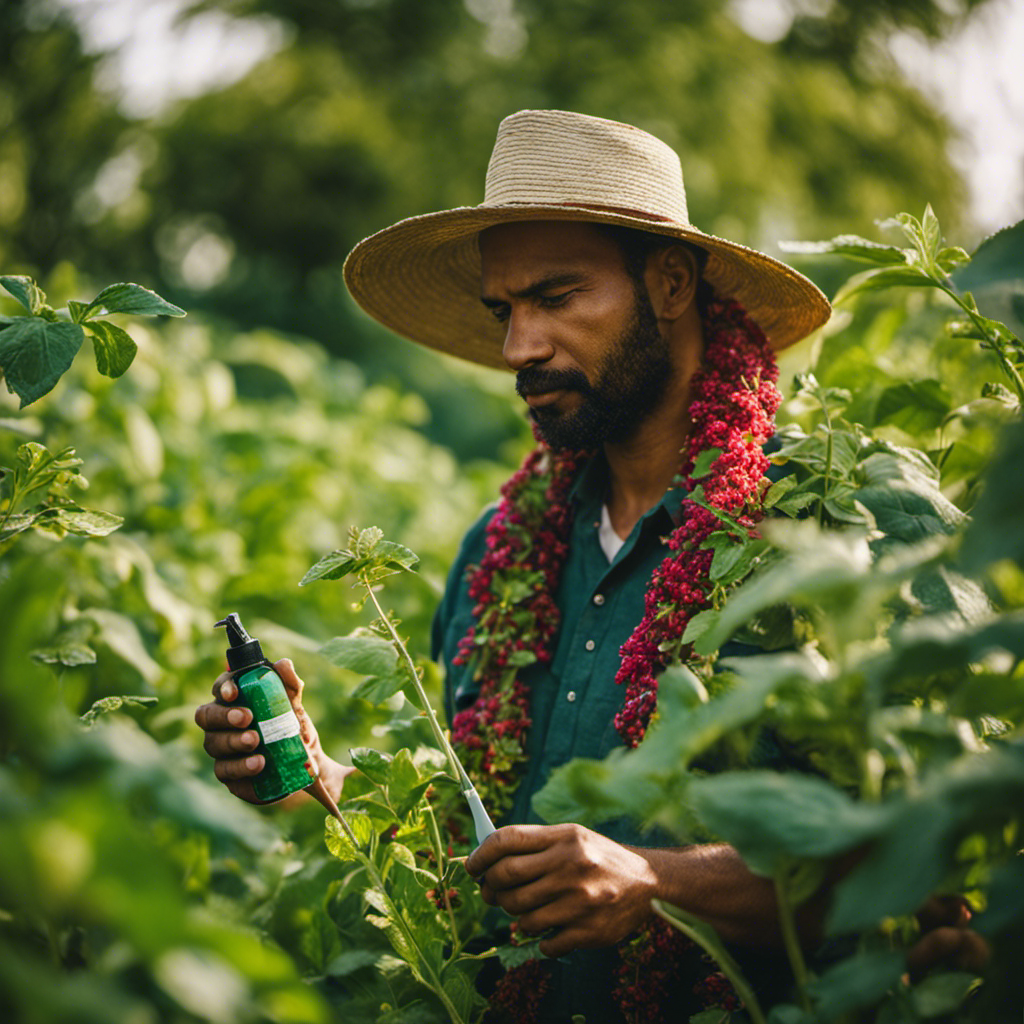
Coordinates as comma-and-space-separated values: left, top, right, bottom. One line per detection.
483, 109, 690, 225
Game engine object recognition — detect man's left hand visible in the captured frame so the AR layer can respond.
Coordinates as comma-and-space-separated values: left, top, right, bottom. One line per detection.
464, 824, 658, 958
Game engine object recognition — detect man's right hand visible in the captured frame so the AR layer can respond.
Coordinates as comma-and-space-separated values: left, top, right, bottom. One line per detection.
194, 657, 348, 805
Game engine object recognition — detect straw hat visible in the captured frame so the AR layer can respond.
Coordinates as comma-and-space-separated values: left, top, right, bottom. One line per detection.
344, 109, 831, 368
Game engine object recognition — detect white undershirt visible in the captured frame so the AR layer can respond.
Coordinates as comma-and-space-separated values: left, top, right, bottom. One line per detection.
598, 503, 626, 563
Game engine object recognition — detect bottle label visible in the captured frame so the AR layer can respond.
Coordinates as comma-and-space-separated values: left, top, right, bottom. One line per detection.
258, 708, 302, 744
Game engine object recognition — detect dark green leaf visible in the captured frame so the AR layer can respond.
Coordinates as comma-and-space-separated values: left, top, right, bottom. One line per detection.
762, 475, 797, 509
688, 771, 891, 876
960, 417, 1024, 570
911, 972, 980, 1017
875, 379, 952, 433
84, 282, 186, 318
0, 275, 44, 314
952, 218, 1024, 291
376, 539, 419, 573
806, 950, 906, 1021
709, 537, 769, 585
299, 548, 359, 585
86, 319, 138, 378
31, 620, 98, 667
80, 695, 159, 725
0, 317, 84, 407
324, 949, 381, 978
779, 235, 908, 266
350, 746, 393, 786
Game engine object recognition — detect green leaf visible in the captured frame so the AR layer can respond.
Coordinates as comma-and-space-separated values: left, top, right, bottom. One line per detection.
37, 506, 124, 538
31, 621, 98, 667
835, 266, 943, 305
79, 694, 159, 725
350, 746, 393, 786
324, 811, 374, 862
687, 771, 891, 876
324, 948, 381, 978
779, 235, 908, 266
85, 319, 138, 378
299, 548, 360, 585
960, 417, 1024, 570
319, 632, 402, 705
690, 446, 722, 479
495, 937, 545, 970
0, 510, 43, 541
874, 379, 952, 434
806, 950, 906, 1021
910, 972, 980, 1017
66, 299, 90, 323
762, 475, 797, 509
84, 282, 185, 318
0, 317, 84, 407
952, 217, 1024, 291
709, 536, 768, 585
0, 275, 44, 314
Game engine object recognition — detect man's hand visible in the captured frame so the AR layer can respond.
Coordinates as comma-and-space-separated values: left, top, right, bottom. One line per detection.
193, 658, 350, 805
464, 824, 659, 958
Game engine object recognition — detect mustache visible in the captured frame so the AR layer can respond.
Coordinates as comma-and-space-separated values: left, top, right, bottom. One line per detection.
515, 365, 591, 398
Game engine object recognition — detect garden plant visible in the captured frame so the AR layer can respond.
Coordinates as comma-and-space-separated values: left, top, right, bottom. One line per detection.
0, 206, 1022, 1024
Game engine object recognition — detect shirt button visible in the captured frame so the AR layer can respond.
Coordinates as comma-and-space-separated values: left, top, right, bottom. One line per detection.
585, 639, 596, 651
593, 594, 605, 606
566, 691, 577, 702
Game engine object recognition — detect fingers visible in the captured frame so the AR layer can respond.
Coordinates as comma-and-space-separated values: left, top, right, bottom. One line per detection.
906, 927, 990, 982
202, 723, 261, 759
214, 753, 265, 782
273, 658, 304, 701
466, 824, 563, 877
212, 671, 238, 703
194, 701, 252, 732
916, 894, 972, 931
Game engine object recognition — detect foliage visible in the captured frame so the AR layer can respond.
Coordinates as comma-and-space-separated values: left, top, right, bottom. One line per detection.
534, 209, 1024, 1022
0, 0, 996, 460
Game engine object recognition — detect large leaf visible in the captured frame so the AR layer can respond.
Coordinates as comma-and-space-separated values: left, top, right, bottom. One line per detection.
319, 632, 404, 704
687, 771, 892, 876
350, 746, 393, 786
829, 747, 1024, 933
952, 218, 1024, 291
0, 317, 84, 406
874, 379, 952, 434
86, 319, 138, 378
806, 950, 906, 1022
960, 417, 1024, 571
324, 811, 374, 862
83, 282, 186, 318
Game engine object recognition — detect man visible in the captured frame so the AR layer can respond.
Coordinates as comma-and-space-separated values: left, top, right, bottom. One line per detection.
197, 110, 833, 1019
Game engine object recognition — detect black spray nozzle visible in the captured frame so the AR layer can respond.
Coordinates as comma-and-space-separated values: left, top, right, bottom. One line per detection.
215, 613, 265, 673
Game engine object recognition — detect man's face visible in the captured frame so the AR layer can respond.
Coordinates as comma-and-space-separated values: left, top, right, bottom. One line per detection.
478, 221, 674, 450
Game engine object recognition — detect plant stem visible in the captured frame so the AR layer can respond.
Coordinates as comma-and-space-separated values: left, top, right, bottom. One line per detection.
943, 285, 1024, 404
774, 872, 812, 1013
818, 395, 834, 526
423, 796, 461, 954
364, 582, 472, 791
652, 901, 767, 1024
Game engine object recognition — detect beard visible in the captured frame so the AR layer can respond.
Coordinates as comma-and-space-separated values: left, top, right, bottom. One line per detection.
515, 288, 674, 451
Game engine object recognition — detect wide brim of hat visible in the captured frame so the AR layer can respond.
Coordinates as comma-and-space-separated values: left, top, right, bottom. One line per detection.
343, 204, 831, 369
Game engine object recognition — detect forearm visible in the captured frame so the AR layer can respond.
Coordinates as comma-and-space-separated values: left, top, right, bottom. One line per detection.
631, 843, 814, 948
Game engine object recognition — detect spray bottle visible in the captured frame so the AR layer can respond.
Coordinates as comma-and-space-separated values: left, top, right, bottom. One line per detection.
215, 613, 319, 803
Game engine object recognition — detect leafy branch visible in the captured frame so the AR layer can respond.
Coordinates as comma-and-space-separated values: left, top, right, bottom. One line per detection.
782, 207, 1024, 405
0, 275, 185, 407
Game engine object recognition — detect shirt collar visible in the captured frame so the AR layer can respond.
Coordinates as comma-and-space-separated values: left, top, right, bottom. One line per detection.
568, 450, 689, 529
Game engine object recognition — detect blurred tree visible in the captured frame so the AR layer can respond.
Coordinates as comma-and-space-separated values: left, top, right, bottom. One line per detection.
0, 0, 1001, 456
